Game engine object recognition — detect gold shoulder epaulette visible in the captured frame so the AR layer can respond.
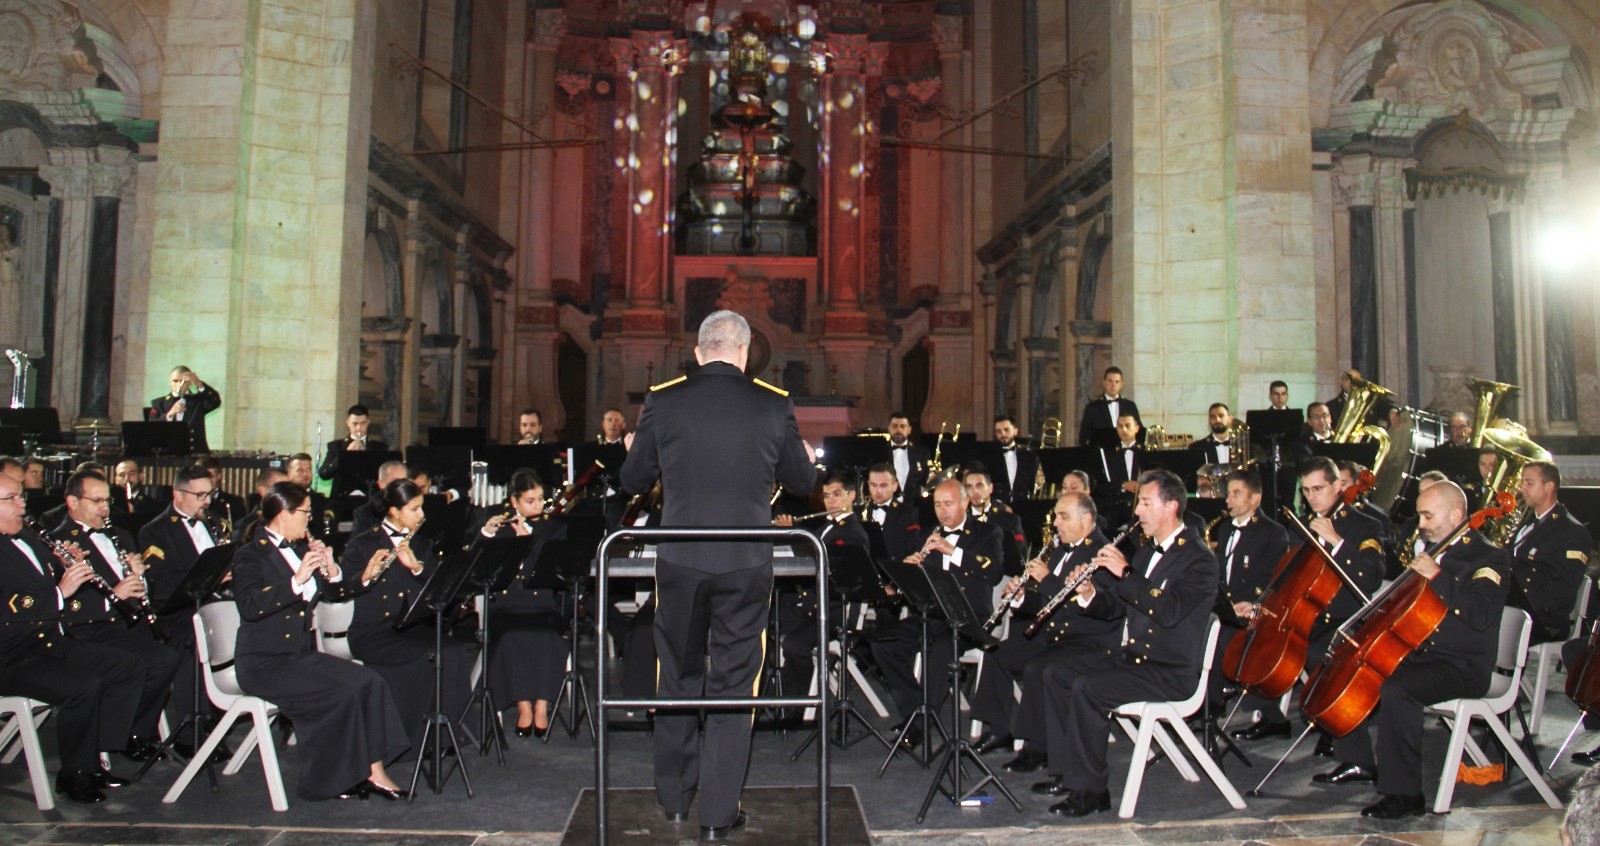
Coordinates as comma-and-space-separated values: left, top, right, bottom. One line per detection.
752, 377, 788, 397
650, 375, 686, 392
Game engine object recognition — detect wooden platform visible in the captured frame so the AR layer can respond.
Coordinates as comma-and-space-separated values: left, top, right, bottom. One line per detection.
559, 785, 871, 845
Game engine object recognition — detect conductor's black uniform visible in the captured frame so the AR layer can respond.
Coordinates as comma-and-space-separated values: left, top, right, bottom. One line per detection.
148, 383, 222, 454
619, 361, 816, 830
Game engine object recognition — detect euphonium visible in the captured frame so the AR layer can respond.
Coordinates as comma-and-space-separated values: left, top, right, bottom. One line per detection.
1332, 375, 1393, 473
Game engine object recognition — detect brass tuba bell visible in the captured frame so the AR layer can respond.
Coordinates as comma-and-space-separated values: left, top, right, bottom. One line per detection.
1477, 421, 1552, 546
1466, 377, 1517, 449
1332, 375, 1392, 472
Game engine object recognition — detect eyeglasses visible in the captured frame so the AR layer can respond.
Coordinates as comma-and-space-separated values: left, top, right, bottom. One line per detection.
293, 507, 312, 515
1300, 483, 1331, 497
821, 490, 850, 500
177, 489, 216, 500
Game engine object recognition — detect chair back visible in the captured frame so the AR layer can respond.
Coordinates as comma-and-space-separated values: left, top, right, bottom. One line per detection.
195, 602, 247, 708
1484, 607, 1532, 709
313, 601, 357, 661
1171, 619, 1223, 717
1570, 580, 1593, 640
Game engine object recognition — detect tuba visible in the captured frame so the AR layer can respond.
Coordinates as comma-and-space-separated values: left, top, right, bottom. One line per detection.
1332, 375, 1392, 472
1466, 377, 1516, 449
1477, 421, 1552, 546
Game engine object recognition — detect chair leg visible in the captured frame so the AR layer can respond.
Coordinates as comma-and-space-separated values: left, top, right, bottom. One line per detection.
1529, 650, 1555, 736
848, 655, 890, 719
1118, 716, 1158, 819
1430, 709, 1473, 814
164, 704, 247, 805
1168, 717, 1247, 810
1481, 707, 1563, 810
1151, 721, 1200, 782
5, 704, 55, 811
249, 704, 289, 812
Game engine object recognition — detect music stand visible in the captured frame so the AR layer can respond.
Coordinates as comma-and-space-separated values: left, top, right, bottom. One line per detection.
526, 537, 599, 742
398, 550, 480, 799
1036, 447, 1102, 488
121, 422, 191, 457
0, 408, 62, 443
790, 545, 892, 759
481, 444, 566, 493
139, 543, 235, 781
0, 426, 22, 455
428, 427, 487, 451
456, 533, 536, 763
1246, 409, 1304, 446
1307, 442, 1379, 471
1142, 449, 1207, 493
1421, 445, 1487, 497
941, 440, 1003, 478
876, 562, 950, 774
819, 436, 891, 475
1084, 428, 1123, 450
332, 450, 404, 497
914, 566, 1017, 823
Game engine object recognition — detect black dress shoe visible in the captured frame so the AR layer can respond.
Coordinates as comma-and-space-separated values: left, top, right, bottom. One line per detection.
898, 724, 924, 749
1048, 788, 1112, 817
515, 724, 534, 738
700, 810, 747, 841
663, 809, 690, 823
122, 738, 167, 762
95, 770, 131, 789
1030, 777, 1072, 796
973, 733, 1014, 755
1003, 748, 1047, 773
335, 781, 370, 800
1314, 732, 1334, 757
1313, 762, 1378, 785
1229, 720, 1291, 741
365, 780, 408, 801
56, 771, 106, 803
1573, 745, 1600, 767
1361, 792, 1425, 819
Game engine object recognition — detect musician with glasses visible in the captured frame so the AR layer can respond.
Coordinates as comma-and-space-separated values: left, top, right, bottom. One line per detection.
0, 472, 147, 803
1314, 481, 1509, 819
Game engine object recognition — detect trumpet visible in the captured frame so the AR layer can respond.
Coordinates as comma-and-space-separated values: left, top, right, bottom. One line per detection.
23, 516, 142, 628
983, 534, 1060, 631
370, 517, 424, 581
1024, 523, 1143, 638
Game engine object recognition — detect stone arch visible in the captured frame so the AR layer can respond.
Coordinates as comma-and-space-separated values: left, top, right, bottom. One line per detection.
76, 0, 165, 117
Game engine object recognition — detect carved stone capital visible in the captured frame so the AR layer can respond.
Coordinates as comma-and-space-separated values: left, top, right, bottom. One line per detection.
933, 15, 964, 57
531, 9, 566, 51
820, 33, 872, 75
626, 31, 688, 76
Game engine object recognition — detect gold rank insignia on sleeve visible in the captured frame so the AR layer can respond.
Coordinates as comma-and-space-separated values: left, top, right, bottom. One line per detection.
650, 375, 686, 391
752, 377, 788, 396
1472, 567, 1502, 585
1359, 539, 1383, 553
1149, 588, 1162, 597
8, 594, 22, 612
1569, 550, 1589, 563
143, 546, 164, 561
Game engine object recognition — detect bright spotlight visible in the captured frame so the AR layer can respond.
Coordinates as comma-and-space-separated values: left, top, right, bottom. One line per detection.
1541, 225, 1586, 271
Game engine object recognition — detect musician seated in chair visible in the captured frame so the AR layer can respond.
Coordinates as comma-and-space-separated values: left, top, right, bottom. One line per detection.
774, 469, 870, 699
969, 490, 1121, 773
1206, 469, 1289, 717
1505, 461, 1592, 645
1312, 481, 1509, 819
1031, 470, 1217, 817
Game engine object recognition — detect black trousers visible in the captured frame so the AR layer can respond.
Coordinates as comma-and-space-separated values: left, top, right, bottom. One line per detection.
653, 562, 771, 829
1328, 656, 1487, 796
68, 620, 180, 742
1042, 651, 1192, 792
968, 630, 1047, 736
0, 637, 143, 774
869, 614, 956, 720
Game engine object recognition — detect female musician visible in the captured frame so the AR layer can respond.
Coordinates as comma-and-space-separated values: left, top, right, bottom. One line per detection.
472, 470, 567, 737
341, 479, 475, 754
232, 482, 409, 801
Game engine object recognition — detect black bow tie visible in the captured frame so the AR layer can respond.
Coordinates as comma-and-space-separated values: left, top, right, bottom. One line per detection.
387, 528, 408, 538
1000, 444, 1016, 453
891, 444, 908, 451
1151, 543, 1169, 555
185, 517, 203, 527
277, 538, 292, 549
86, 527, 109, 535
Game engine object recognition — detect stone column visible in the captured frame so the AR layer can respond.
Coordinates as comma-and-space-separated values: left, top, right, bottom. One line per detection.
1011, 237, 1034, 432
143, 0, 375, 452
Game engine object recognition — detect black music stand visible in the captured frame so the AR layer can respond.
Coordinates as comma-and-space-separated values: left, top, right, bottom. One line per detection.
527, 537, 598, 742
914, 567, 1017, 823
121, 421, 191, 457
0, 425, 22, 455
333, 450, 404, 497
790, 545, 892, 759
1036, 447, 1103, 488
1142, 449, 1206, 492
481, 444, 566, 493
138, 543, 235, 782
876, 562, 951, 775
819, 436, 891, 474
456, 534, 536, 763
427, 427, 488, 451
0, 408, 62, 444
1246, 409, 1304, 445
1307, 442, 1379, 471
398, 550, 479, 799
941, 440, 1003, 478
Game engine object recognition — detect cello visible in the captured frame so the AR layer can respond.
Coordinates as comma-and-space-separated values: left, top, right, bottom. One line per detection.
1298, 491, 1516, 738
1219, 471, 1377, 698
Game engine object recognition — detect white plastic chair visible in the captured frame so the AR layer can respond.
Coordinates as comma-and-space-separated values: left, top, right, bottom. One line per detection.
162, 603, 289, 811
1427, 607, 1562, 814
1111, 619, 1247, 819
0, 698, 55, 810
803, 640, 891, 722
313, 600, 359, 663
1525, 581, 1590, 734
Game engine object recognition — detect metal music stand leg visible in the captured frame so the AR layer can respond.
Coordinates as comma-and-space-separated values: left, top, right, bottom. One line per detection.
549, 578, 594, 741
878, 614, 950, 776
1248, 723, 1315, 796
756, 594, 790, 736
913, 624, 1021, 824
790, 605, 890, 760
457, 585, 506, 763
407, 603, 473, 800
1201, 688, 1251, 768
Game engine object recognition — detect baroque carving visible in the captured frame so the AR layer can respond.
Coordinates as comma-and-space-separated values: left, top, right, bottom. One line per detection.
1367, 0, 1521, 114
0, 0, 101, 96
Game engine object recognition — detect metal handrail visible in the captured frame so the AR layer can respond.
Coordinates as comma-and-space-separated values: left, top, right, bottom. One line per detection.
594, 526, 831, 845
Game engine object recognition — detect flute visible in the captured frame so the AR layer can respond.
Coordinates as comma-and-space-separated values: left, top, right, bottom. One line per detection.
1024, 523, 1143, 638
773, 508, 845, 524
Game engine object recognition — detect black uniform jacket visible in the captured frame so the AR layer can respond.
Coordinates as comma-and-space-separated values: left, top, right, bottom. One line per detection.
1209, 512, 1291, 605
863, 498, 922, 563
0, 532, 68, 653
341, 524, 441, 658
139, 505, 223, 608
918, 518, 1004, 621
1189, 435, 1242, 466
993, 445, 1040, 505
317, 437, 392, 483
1081, 524, 1219, 676
1409, 529, 1511, 680
232, 535, 345, 657
148, 384, 222, 453
1508, 502, 1594, 639
887, 442, 932, 500
620, 362, 816, 575
50, 521, 136, 627
471, 514, 567, 611
1300, 503, 1386, 625
972, 501, 1028, 577
1018, 530, 1122, 645
1079, 396, 1141, 447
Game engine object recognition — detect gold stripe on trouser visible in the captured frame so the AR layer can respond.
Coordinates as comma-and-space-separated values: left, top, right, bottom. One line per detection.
747, 626, 767, 728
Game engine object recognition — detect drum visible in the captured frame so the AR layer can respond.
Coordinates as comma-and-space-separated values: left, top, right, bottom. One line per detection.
1371, 408, 1446, 508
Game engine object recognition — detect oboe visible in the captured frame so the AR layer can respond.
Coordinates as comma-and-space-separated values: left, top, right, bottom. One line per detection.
982, 534, 1060, 631
774, 508, 845, 524
1024, 523, 1143, 638
23, 516, 141, 628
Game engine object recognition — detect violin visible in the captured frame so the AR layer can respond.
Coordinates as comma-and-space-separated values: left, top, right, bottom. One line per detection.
1299, 491, 1516, 737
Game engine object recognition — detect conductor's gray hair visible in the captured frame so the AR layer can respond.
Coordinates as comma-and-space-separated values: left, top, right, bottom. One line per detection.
1566, 764, 1600, 845
697, 310, 751, 358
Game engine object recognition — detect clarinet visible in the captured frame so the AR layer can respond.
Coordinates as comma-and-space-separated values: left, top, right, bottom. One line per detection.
103, 525, 164, 633
1024, 523, 1144, 638
983, 534, 1060, 631
23, 516, 141, 628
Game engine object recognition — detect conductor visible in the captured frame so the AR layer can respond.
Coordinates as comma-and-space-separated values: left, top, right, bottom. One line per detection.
620, 310, 817, 840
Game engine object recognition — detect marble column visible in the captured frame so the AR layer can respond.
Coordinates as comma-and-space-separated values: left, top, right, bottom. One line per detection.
1011, 237, 1034, 432
921, 15, 977, 431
